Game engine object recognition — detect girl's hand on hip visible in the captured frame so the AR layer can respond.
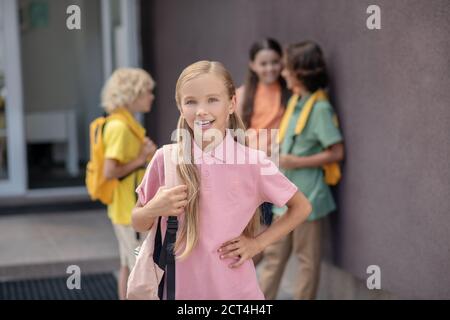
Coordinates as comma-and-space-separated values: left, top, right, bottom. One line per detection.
218, 235, 262, 269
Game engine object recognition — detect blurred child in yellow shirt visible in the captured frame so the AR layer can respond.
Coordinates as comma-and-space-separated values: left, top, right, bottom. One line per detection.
101, 68, 157, 299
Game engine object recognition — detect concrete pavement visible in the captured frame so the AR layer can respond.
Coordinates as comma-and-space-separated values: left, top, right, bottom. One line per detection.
0, 209, 396, 299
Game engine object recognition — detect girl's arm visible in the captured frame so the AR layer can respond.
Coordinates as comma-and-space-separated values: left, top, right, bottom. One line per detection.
219, 191, 312, 268
132, 185, 188, 233
132, 200, 155, 232
280, 142, 344, 170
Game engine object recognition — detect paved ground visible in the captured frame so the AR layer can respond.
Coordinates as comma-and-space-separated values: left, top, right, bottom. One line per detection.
0, 210, 119, 282
0, 210, 396, 299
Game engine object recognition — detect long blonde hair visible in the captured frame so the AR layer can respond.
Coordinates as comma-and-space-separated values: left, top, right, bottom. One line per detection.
174, 61, 261, 260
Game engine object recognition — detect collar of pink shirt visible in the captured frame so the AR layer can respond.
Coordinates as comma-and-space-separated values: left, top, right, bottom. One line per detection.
192, 129, 237, 165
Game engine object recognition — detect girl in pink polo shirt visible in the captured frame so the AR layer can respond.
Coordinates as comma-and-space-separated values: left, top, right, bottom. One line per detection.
131, 61, 312, 300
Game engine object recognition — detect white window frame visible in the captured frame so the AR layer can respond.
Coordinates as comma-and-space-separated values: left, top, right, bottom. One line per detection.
0, 0, 27, 196
101, 0, 141, 79
101, 0, 143, 124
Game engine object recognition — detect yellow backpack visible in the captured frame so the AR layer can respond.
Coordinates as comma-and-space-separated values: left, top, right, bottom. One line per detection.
86, 110, 146, 205
278, 90, 342, 186
86, 114, 120, 205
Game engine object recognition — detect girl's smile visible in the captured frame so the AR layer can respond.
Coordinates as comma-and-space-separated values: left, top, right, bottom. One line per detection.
194, 119, 216, 130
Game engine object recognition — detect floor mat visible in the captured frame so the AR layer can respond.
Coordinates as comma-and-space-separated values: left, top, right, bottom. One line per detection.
0, 273, 118, 300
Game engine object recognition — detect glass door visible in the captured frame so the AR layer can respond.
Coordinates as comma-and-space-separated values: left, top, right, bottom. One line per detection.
101, 0, 143, 125
0, 0, 27, 196
101, 0, 140, 78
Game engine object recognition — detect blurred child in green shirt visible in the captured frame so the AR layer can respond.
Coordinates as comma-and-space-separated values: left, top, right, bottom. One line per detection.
259, 41, 344, 300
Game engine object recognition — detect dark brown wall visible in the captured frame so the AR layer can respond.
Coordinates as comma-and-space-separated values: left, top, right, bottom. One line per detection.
141, 0, 450, 298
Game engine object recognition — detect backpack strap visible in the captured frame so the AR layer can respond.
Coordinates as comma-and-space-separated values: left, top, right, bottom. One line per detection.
294, 89, 328, 136
156, 144, 180, 300
285, 90, 342, 186
277, 94, 300, 144
278, 90, 328, 145
103, 113, 146, 182
107, 110, 146, 142
165, 145, 180, 185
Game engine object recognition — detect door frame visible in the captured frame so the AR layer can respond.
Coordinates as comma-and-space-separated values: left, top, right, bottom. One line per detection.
101, 0, 143, 125
0, 0, 142, 198
101, 0, 141, 79
0, 0, 27, 196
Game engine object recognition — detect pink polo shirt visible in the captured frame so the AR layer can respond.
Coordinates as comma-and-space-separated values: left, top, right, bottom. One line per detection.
136, 130, 298, 300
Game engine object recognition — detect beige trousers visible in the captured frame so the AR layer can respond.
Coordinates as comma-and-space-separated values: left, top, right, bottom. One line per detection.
112, 224, 145, 271
258, 219, 322, 300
